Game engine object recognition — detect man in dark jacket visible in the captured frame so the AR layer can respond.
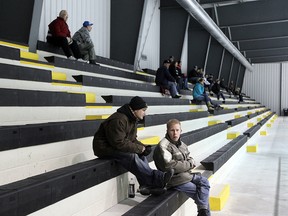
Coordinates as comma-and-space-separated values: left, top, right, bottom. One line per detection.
93, 96, 173, 195
46, 10, 82, 60
155, 60, 181, 98
153, 119, 211, 216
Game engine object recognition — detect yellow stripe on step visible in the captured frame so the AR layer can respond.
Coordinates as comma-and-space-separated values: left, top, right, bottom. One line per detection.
52, 72, 67, 81
20, 50, 39, 60
139, 136, 160, 145
20, 60, 55, 68
85, 114, 110, 120
0, 41, 28, 50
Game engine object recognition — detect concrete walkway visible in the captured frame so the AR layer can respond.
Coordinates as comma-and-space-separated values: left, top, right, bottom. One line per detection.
212, 116, 288, 216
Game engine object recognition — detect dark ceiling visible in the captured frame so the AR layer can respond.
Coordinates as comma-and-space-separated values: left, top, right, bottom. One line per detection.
200, 0, 288, 64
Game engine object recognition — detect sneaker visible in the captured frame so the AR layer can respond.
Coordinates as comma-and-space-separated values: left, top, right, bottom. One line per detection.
67, 56, 76, 60
172, 94, 181, 98
139, 186, 167, 196
197, 209, 211, 216
77, 58, 88, 63
162, 169, 174, 187
89, 60, 100, 66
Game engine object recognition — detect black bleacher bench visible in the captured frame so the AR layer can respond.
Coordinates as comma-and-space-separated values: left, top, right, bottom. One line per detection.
144, 111, 209, 127
37, 40, 134, 71
73, 75, 160, 92
0, 158, 126, 216
243, 124, 261, 138
0, 63, 52, 82
0, 88, 86, 106
102, 95, 190, 106
0, 45, 20, 61
200, 135, 248, 173
257, 112, 274, 126
225, 116, 249, 127
123, 170, 212, 216
181, 123, 228, 145
0, 120, 103, 152
210, 108, 236, 115
45, 56, 154, 83
142, 68, 156, 76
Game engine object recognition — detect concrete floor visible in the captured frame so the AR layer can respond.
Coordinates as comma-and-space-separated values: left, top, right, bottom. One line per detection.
212, 116, 288, 216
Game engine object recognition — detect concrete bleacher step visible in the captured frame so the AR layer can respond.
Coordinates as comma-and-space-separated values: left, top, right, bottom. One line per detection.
37, 40, 134, 71
0, 44, 20, 61
44, 56, 154, 83
0, 88, 86, 106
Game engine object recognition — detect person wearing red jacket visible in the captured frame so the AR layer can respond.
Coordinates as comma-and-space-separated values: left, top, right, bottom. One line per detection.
46, 10, 82, 60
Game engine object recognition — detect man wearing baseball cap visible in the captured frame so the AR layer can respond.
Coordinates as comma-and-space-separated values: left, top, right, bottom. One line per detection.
93, 96, 174, 195
73, 20, 98, 65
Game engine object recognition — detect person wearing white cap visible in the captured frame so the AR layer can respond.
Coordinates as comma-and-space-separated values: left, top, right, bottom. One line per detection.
73, 21, 98, 65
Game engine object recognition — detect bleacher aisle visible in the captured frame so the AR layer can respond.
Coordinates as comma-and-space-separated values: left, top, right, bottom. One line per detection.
212, 116, 288, 216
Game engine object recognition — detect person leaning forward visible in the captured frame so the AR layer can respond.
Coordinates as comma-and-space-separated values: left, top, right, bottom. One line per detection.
92, 96, 174, 195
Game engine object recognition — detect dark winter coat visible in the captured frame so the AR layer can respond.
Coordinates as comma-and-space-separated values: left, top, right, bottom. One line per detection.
93, 104, 144, 157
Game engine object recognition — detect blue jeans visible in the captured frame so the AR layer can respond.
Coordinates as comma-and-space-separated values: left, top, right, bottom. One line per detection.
105, 152, 165, 187
174, 174, 210, 209
195, 93, 212, 105
167, 81, 179, 97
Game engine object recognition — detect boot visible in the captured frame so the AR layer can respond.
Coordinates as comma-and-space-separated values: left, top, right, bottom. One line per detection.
197, 209, 211, 216
207, 102, 214, 111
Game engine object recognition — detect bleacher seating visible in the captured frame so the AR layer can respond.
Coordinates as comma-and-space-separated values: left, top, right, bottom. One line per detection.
0, 41, 275, 216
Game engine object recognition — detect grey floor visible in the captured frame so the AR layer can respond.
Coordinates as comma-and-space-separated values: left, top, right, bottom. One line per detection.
212, 116, 288, 216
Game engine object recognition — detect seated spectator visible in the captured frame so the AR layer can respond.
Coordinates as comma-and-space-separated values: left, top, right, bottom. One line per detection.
153, 119, 211, 216
176, 60, 190, 90
155, 60, 181, 98
192, 78, 221, 111
228, 80, 235, 97
234, 87, 244, 103
93, 96, 174, 196
73, 21, 98, 65
211, 79, 226, 102
169, 61, 183, 92
188, 65, 202, 84
220, 78, 229, 93
46, 10, 82, 61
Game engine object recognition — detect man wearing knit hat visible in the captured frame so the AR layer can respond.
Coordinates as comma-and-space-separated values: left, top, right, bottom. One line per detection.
93, 96, 174, 195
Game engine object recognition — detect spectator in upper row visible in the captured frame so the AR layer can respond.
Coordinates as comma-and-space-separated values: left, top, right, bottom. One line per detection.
193, 78, 221, 111
188, 66, 202, 84
73, 21, 98, 65
47, 10, 83, 61
155, 60, 181, 98
211, 79, 226, 102
176, 60, 190, 90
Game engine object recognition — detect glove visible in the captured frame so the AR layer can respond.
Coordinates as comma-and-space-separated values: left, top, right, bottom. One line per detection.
140, 145, 152, 156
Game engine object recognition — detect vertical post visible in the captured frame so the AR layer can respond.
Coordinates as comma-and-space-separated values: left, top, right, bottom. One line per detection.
228, 57, 234, 84
180, 15, 190, 75
28, 0, 44, 53
133, 0, 149, 72
218, 48, 225, 79
235, 63, 241, 87
280, 62, 283, 115
203, 35, 211, 75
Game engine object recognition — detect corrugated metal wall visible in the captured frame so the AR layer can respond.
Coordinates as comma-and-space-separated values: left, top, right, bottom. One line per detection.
38, 0, 110, 58
242, 63, 281, 115
281, 62, 288, 114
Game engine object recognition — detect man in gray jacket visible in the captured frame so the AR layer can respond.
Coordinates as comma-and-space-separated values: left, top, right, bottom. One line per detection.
93, 96, 173, 195
73, 21, 98, 65
153, 119, 211, 216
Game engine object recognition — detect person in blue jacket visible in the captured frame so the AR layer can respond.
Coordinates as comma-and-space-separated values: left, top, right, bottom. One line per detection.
192, 78, 217, 111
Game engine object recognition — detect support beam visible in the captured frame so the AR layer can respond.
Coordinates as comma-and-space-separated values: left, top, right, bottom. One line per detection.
176, 0, 253, 72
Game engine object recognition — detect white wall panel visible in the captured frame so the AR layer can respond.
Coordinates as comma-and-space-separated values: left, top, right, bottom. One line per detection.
138, 0, 160, 71
39, 0, 110, 58
242, 63, 281, 114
